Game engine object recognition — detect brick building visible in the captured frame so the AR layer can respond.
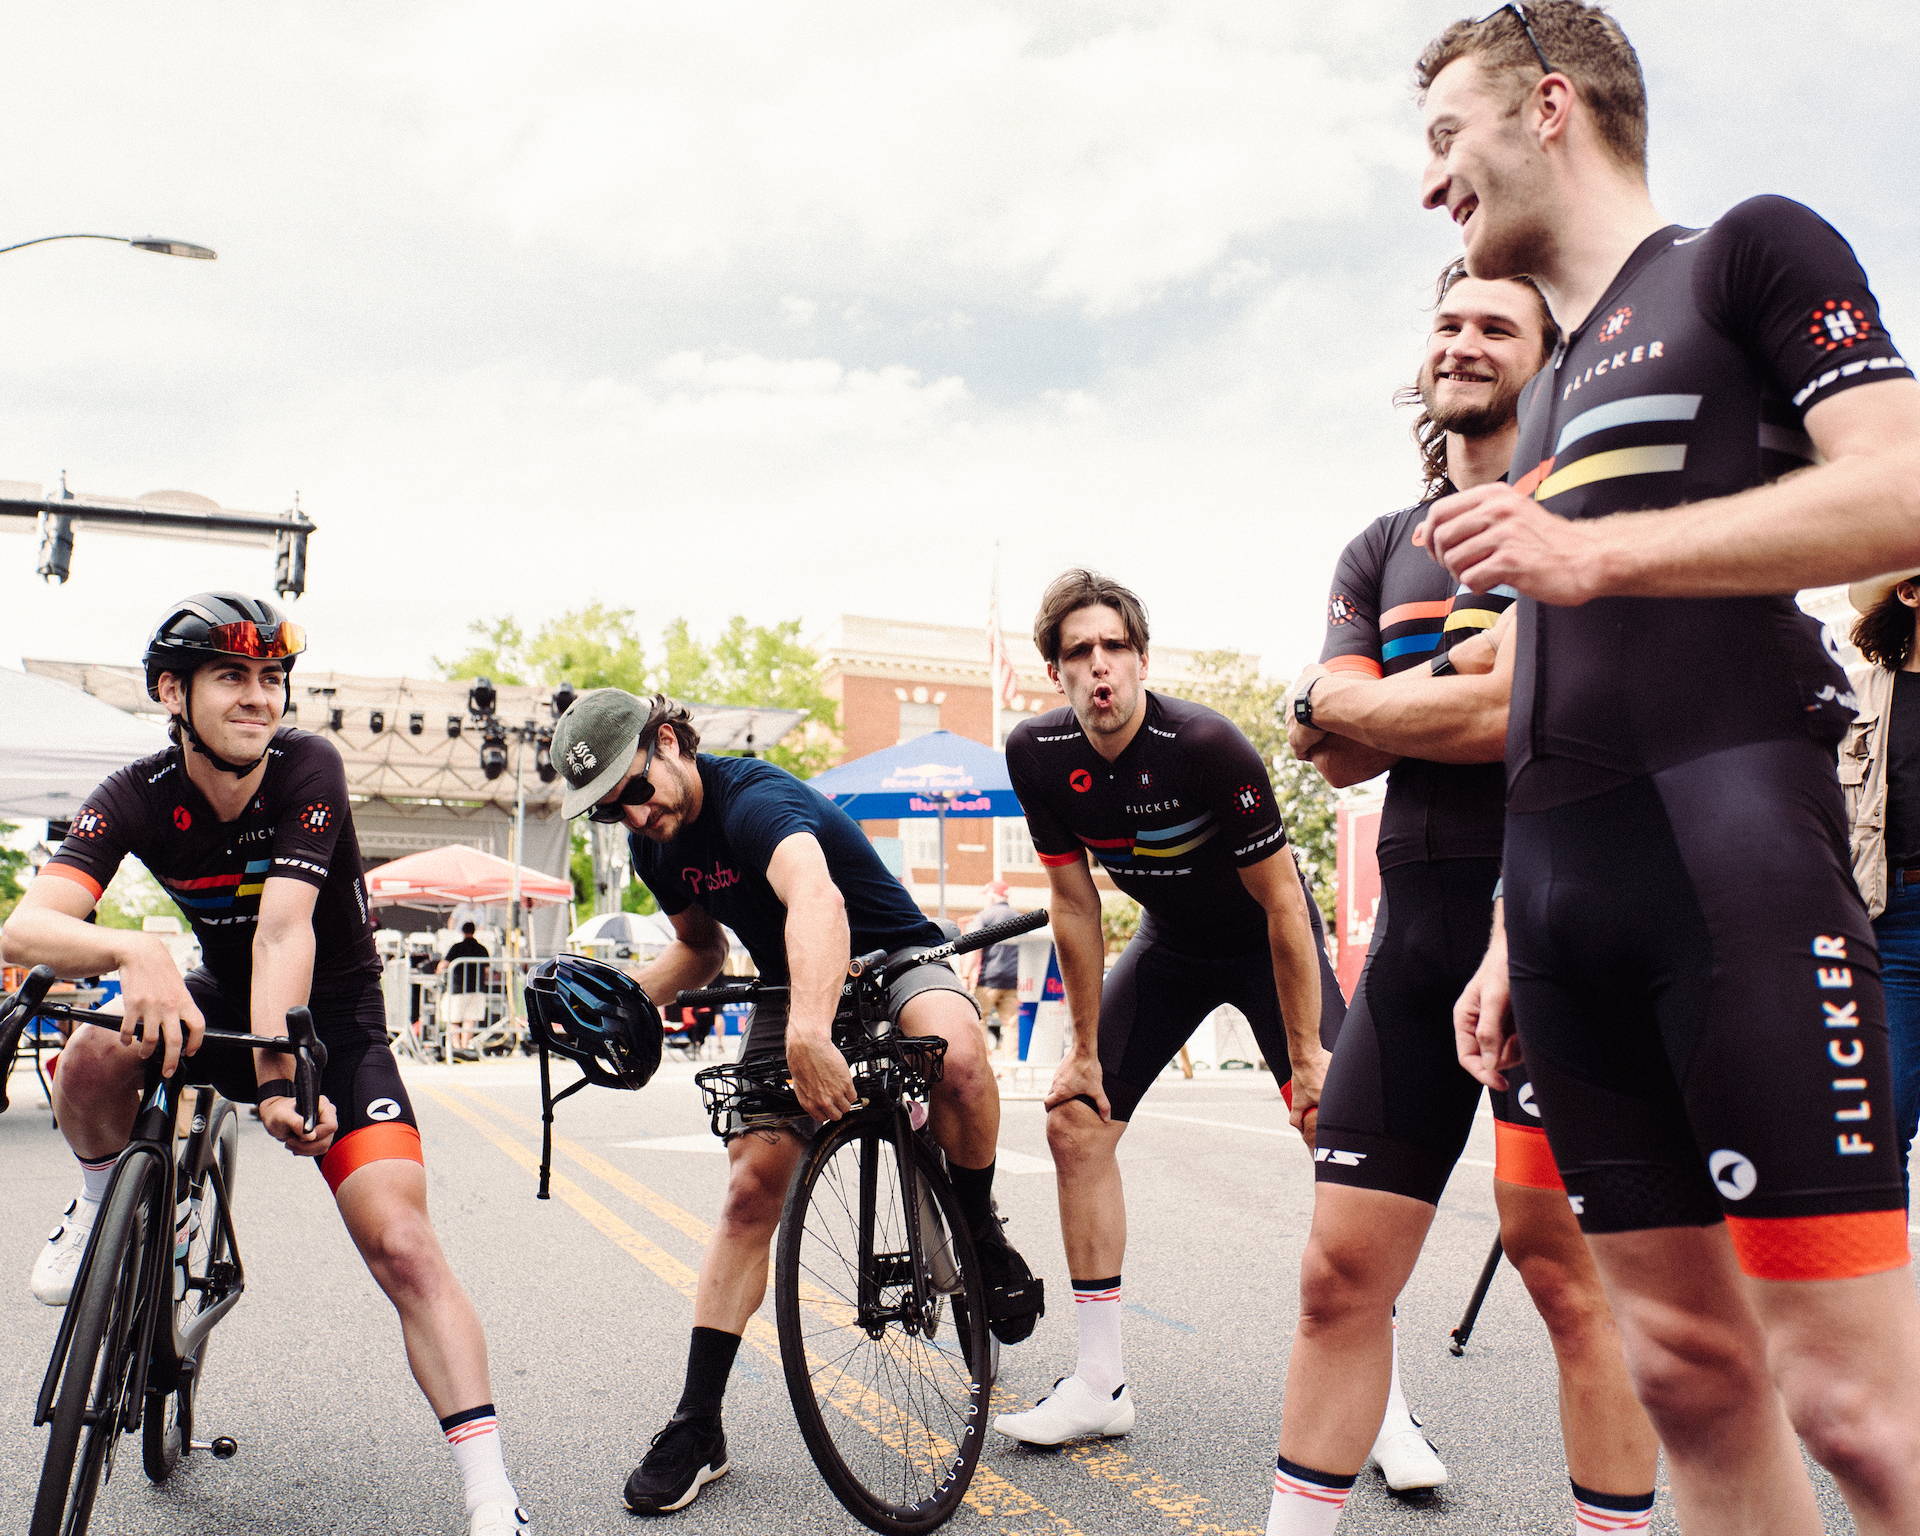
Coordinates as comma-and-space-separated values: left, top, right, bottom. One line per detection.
812, 615, 1214, 920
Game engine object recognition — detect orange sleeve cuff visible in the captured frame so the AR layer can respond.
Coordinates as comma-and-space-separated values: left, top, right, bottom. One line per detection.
1323, 655, 1384, 679
41, 863, 104, 901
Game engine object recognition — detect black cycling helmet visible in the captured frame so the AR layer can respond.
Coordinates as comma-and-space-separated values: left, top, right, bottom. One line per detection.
144, 592, 306, 777
525, 954, 664, 1092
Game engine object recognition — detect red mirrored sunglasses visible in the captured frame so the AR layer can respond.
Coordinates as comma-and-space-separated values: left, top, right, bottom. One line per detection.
205, 619, 305, 659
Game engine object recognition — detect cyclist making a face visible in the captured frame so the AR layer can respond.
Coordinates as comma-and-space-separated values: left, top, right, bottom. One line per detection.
549, 688, 1041, 1518
2, 593, 529, 1536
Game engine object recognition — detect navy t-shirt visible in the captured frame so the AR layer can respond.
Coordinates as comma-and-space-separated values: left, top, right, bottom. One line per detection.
630, 755, 940, 980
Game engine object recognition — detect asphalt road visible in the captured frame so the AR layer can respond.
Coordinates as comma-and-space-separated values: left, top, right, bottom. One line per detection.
0, 1052, 1891, 1535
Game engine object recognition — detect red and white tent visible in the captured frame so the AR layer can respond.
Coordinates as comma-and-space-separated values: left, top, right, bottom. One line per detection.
367, 844, 572, 909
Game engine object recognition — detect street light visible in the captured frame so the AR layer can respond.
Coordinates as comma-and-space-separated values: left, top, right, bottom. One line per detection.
0, 233, 217, 260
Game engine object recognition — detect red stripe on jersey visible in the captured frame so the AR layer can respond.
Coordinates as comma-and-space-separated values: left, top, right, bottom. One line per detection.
1076, 835, 1132, 850
1323, 654, 1384, 679
1038, 849, 1083, 868
1512, 456, 1556, 498
42, 863, 103, 901
1379, 598, 1454, 629
165, 871, 245, 891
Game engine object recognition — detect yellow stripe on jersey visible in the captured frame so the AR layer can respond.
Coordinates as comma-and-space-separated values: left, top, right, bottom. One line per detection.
1537, 444, 1686, 503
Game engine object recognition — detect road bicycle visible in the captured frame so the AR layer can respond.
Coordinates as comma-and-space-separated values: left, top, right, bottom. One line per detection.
0, 965, 326, 1536
682, 906, 1048, 1535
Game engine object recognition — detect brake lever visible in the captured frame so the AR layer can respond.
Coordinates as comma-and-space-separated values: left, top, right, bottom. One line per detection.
285, 1006, 327, 1136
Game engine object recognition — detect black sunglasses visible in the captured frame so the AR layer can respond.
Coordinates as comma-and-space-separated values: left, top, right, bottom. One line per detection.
586, 734, 660, 823
1477, 3, 1554, 76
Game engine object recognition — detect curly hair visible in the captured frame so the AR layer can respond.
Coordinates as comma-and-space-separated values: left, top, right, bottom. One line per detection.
644, 694, 702, 754
1852, 592, 1918, 671
1392, 258, 1558, 501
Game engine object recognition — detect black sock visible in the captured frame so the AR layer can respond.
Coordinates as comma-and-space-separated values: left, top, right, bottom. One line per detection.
946, 1159, 997, 1234
673, 1327, 741, 1421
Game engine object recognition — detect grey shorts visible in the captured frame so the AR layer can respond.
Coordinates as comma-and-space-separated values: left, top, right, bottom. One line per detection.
721, 958, 976, 1142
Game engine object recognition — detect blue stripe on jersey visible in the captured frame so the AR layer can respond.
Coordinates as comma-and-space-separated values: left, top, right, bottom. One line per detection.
1138, 811, 1213, 845
1382, 632, 1443, 660
1554, 393, 1702, 456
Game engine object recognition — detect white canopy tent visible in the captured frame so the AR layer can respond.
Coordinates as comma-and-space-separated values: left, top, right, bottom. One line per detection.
0, 667, 168, 821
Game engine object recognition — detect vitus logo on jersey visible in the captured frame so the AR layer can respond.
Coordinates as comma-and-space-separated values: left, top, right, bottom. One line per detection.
172, 805, 193, 832
1068, 768, 1093, 794
70, 806, 108, 840
1327, 594, 1357, 627
298, 801, 333, 835
1233, 783, 1263, 815
1598, 304, 1633, 342
1809, 299, 1872, 352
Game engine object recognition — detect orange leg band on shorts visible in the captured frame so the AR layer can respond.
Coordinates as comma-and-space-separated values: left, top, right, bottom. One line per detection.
1494, 1119, 1566, 1192
321, 1121, 424, 1194
1725, 1209, 1910, 1282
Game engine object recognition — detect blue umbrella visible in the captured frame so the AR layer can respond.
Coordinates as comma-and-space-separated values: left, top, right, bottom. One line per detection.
810, 731, 1019, 916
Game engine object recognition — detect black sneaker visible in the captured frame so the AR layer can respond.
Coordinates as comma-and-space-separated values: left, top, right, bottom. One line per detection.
973, 1221, 1045, 1344
624, 1415, 730, 1515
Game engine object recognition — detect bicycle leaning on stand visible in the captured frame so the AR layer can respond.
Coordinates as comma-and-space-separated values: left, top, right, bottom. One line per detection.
0, 964, 327, 1536
683, 906, 1049, 1536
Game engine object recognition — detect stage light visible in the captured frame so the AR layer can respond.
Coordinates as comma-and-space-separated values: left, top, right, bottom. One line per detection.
446, 715, 462, 738
369, 710, 385, 734
550, 682, 578, 718
468, 677, 497, 716
408, 712, 424, 735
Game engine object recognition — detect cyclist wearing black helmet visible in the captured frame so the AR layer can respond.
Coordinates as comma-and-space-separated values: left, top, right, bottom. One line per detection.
2, 593, 530, 1536
550, 686, 1039, 1518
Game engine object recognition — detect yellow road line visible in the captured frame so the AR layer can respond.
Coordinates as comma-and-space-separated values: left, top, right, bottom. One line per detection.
441, 1083, 1268, 1536
423, 1084, 1091, 1536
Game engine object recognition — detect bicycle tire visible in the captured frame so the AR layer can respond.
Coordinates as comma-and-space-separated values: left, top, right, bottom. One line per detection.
32, 1153, 167, 1536
776, 1116, 991, 1535
143, 1097, 239, 1482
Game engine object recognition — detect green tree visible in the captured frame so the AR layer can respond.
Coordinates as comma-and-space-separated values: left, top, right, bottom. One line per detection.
0, 822, 28, 923
440, 606, 840, 776
94, 864, 190, 932
1186, 649, 1337, 925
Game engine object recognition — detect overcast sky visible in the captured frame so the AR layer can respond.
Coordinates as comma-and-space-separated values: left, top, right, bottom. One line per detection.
2, 1, 1914, 693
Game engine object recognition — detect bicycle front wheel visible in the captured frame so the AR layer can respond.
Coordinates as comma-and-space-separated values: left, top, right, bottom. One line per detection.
144, 1097, 240, 1483
32, 1153, 167, 1536
776, 1116, 991, 1535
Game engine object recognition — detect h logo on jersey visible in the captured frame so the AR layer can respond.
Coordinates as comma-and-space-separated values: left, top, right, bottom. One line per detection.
1069, 768, 1092, 794
1809, 299, 1871, 352
1598, 305, 1633, 341
1327, 594, 1357, 627
71, 806, 108, 840
1234, 783, 1263, 814
1137, 770, 1153, 789
299, 801, 333, 835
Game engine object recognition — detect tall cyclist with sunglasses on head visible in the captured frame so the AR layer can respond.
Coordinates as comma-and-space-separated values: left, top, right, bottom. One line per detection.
1, 593, 530, 1536
548, 688, 1040, 1518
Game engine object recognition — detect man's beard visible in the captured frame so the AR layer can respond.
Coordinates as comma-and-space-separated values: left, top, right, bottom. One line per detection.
1423, 373, 1523, 439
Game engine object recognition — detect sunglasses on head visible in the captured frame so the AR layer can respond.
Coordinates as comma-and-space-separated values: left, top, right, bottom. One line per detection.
1475, 3, 1554, 76
586, 734, 661, 823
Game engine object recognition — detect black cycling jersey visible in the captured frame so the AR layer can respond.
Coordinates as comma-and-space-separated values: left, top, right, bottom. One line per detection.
1320, 500, 1516, 869
631, 754, 940, 979
47, 730, 379, 1001
1504, 196, 1910, 813
1005, 691, 1290, 956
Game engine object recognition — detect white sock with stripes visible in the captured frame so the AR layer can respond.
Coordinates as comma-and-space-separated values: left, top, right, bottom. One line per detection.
1071, 1274, 1125, 1394
1267, 1455, 1354, 1536
441, 1404, 517, 1514
1572, 1480, 1654, 1533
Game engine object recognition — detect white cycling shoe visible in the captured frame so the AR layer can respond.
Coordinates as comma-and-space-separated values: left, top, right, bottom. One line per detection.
1369, 1405, 1447, 1492
468, 1500, 530, 1535
993, 1375, 1135, 1446
31, 1196, 101, 1307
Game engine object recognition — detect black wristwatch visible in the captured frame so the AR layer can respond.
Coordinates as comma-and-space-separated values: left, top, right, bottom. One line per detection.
1430, 650, 1458, 678
1292, 676, 1323, 729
